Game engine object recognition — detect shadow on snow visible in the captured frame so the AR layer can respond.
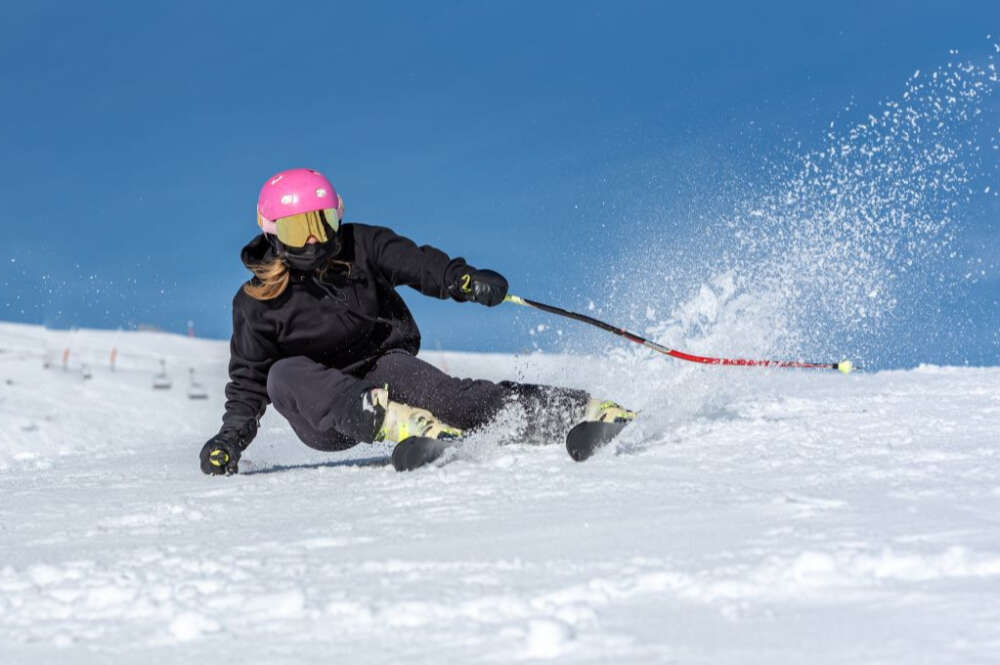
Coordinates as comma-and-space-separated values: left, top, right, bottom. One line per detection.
242, 455, 391, 475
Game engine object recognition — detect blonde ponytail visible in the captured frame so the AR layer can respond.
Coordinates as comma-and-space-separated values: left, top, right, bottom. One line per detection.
243, 258, 290, 300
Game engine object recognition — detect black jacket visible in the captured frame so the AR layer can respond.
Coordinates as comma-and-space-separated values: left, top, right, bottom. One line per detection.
219, 223, 473, 446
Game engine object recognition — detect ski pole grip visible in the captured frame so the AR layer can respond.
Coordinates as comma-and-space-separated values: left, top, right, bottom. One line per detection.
504, 294, 528, 306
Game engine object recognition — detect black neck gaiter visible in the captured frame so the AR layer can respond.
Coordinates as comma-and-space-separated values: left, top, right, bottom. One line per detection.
270, 234, 342, 273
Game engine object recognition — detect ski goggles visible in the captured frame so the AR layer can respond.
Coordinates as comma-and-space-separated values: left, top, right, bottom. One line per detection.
257, 208, 341, 248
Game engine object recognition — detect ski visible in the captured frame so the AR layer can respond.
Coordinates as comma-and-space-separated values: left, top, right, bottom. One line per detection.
566, 421, 629, 462
390, 437, 460, 471
392, 421, 630, 470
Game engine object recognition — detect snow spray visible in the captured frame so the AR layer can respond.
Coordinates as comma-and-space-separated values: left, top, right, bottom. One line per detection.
622, 41, 1000, 373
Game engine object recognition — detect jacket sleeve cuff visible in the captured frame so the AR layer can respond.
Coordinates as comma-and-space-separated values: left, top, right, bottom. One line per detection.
218, 416, 260, 451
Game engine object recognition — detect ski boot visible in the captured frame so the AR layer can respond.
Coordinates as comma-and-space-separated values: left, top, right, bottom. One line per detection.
366, 388, 463, 443
581, 398, 636, 424
566, 398, 636, 462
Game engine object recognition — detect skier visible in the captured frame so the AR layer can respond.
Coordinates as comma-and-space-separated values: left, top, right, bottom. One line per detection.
200, 168, 634, 475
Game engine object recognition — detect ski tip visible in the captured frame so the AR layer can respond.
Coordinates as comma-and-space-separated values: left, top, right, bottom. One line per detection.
836, 360, 854, 375
565, 421, 629, 462
390, 440, 412, 471
390, 437, 455, 472
567, 442, 594, 462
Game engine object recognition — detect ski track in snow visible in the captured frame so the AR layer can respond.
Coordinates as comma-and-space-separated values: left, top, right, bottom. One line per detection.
1, 323, 999, 663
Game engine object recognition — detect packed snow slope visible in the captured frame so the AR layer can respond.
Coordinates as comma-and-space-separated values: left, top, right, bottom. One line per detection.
1, 321, 999, 664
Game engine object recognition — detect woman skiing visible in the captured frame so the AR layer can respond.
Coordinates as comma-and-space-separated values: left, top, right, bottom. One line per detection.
200, 168, 633, 475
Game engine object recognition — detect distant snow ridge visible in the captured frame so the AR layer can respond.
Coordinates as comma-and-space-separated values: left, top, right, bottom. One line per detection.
629, 43, 999, 370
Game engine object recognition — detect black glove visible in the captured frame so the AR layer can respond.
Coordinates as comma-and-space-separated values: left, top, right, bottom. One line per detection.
199, 432, 243, 476
451, 269, 508, 307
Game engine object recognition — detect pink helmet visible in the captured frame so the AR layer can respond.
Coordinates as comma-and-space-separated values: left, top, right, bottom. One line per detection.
256, 168, 344, 235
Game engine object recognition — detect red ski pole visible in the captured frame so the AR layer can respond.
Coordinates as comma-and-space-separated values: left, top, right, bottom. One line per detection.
504, 295, 854, 373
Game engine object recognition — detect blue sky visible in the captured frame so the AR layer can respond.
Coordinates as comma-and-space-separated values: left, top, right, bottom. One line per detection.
1, 1, 997, 367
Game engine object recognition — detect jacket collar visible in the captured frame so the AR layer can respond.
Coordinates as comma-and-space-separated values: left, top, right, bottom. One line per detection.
240, 233, 276, 270
239, 230, 356, 278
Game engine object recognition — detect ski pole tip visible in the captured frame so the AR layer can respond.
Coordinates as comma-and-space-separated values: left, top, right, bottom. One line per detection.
837, 360, 854, 375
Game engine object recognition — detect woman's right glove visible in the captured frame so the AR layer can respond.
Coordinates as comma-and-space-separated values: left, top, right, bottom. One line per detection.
199, 432, 242, 476
450, 269, 508, 307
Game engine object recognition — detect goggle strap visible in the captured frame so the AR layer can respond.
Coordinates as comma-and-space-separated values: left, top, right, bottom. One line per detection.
320, 208, 340, 232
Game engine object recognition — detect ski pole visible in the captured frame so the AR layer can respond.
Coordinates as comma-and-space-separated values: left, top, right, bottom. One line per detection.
503, 295, 854, 374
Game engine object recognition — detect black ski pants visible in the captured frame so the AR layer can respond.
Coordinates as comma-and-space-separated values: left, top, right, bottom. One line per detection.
266, 350, 589, 451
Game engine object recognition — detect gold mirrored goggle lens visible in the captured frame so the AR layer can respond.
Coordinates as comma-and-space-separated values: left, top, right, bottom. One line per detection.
273, 209, 340, 248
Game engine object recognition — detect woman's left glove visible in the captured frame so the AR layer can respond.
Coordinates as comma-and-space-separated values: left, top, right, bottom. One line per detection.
199, 432, 242, 476
451, 269, 508, 307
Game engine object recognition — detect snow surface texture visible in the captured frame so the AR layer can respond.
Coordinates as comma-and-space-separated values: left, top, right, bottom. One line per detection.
1, 321, 999, 663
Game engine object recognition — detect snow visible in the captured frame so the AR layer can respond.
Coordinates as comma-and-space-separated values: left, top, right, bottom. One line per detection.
1, 321, 999, 663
